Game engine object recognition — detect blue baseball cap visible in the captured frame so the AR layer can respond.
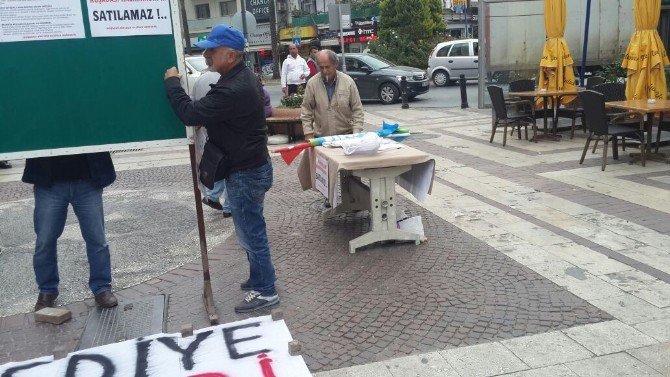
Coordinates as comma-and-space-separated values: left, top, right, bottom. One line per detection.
195, 24, 245, 50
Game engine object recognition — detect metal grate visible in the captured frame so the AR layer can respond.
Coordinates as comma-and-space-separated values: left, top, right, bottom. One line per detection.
78, 295, 166, 350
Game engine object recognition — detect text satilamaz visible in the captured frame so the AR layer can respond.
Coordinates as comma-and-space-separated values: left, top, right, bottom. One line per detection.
92, 9, 154, 21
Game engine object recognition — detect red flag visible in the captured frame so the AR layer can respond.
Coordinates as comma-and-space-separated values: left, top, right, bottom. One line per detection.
272, 142, 312, 165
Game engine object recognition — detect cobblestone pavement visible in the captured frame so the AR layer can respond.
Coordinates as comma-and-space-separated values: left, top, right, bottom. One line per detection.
1, 107, 670, 376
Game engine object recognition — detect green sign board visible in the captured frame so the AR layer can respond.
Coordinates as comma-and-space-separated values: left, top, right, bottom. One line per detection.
0, 0, 187, 159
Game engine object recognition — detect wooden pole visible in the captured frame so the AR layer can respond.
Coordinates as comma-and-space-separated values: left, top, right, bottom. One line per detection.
188, 144, 219, 325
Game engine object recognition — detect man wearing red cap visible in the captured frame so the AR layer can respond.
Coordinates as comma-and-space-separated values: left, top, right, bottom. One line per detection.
163, 24, 279, 313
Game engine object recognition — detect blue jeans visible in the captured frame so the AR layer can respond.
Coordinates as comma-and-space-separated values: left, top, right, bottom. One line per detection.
206, 179, 231, 213
226, 160, 276, 296
33, 180, 112, 295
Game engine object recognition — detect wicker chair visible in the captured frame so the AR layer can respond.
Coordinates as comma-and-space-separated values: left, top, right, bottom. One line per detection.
655, 117, 670, 153
579, 91, 645, 171
586, 76, 606, 89
508, 79, 553, 130
488, 85, 537, 146
590, 83, 643, 153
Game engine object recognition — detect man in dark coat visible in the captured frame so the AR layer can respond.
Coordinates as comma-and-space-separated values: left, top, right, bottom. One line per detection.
22, 152, 118, 311
163, 24, 278, 313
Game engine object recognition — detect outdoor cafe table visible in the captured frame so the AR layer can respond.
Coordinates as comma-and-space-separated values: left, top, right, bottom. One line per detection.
509, 88, 584, 141
297, 144, 435, 254
605, 99, 670, 166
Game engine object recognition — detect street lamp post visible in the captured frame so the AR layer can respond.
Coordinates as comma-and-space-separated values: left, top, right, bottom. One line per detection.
269, 0, 281, 79
240, 0, 252, 69
178, 0, 192, 55
463, 0, 470, 38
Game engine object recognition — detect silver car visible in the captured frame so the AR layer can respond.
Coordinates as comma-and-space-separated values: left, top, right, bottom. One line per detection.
427, 39, 479, 87
184, 55, 208, 93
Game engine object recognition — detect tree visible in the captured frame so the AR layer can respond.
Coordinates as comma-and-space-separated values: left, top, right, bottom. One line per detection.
369, 0, 445, 69
350, 0, 381, 10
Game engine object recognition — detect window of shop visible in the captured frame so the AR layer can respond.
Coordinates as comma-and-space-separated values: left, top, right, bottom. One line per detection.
301, 0, 315, 13
195, 4, 210, 19
220, 1, 235, 16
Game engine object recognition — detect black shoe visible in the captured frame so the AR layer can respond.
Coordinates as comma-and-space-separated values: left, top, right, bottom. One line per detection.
94, 291, 118, 308
240, 280, 253, 291
202, 197, 223, 211
234, 291, 279, 313
222, 211, 232, 218
0, 161, 11, 169
35, 292, 58, 312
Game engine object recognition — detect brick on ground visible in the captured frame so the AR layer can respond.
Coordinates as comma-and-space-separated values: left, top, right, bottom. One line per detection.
34, 308, 72, 325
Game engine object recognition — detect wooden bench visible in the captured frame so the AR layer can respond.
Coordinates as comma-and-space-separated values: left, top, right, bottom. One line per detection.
266, 116, 303, 143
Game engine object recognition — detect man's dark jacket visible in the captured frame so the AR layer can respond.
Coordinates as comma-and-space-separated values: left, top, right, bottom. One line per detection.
164, 62, 269, 180
22, 152, 116, 188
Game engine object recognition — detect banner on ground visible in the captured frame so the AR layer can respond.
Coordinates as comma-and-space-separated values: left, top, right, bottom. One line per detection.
0, 316, 311, 377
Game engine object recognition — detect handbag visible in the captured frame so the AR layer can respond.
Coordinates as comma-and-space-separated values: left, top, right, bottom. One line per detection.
199, 140, 228, 190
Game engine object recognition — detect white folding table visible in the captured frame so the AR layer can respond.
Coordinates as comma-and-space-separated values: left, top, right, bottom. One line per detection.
297, 145, 435, 253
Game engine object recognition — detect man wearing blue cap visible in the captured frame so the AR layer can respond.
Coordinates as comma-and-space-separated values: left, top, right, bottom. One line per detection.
164, 24, 279, 313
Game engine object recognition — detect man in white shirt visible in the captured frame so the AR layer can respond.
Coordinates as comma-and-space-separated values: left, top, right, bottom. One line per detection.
281, 43, 310, 96
191, 59, 232, 218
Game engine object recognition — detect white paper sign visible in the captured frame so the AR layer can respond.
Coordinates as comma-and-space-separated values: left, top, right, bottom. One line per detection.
315, 154, 329, 199
341, 14, 351, 29
248, 23, 270, 46
0, 0, 85, 43
0, 316, 312, 377
87, 0, 172, 37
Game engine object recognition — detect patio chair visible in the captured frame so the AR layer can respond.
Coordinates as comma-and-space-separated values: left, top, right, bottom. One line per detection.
590, 82, 642, 152
555, 93, 585, 139
509, 79, 535, 94
508, 79, 552, 130
655, 117, 670, 153
586, 76, 606, 89
488, 85, 537, 146
579, 90, 645, 171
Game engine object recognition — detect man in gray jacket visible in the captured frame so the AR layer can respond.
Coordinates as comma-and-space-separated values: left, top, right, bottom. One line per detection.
301, 49, 364, 139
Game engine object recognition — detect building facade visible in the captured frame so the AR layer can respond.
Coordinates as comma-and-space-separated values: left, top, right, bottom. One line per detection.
183, 0, 274, 74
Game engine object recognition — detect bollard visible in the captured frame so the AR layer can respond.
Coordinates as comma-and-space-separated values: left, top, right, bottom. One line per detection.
459, 74, 469, 109
400, 76, 409, 109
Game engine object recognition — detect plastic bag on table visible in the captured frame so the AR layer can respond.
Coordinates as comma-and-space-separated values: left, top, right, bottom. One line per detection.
340, 132, 382, 155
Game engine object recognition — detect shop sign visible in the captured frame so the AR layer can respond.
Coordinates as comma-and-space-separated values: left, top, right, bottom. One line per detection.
246, 0, 270, 23
321, 25, 378, 44
248, 23, 270, 45
279, 25, 318, 40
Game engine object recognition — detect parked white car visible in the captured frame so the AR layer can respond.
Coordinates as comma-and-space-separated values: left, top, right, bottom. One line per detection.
427, 39, 479, 87
184, 55, 208, 93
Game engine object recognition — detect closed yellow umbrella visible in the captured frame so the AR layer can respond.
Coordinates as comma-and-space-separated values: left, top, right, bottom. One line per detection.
537, 0, 576, 107
621, 0, 669, 100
